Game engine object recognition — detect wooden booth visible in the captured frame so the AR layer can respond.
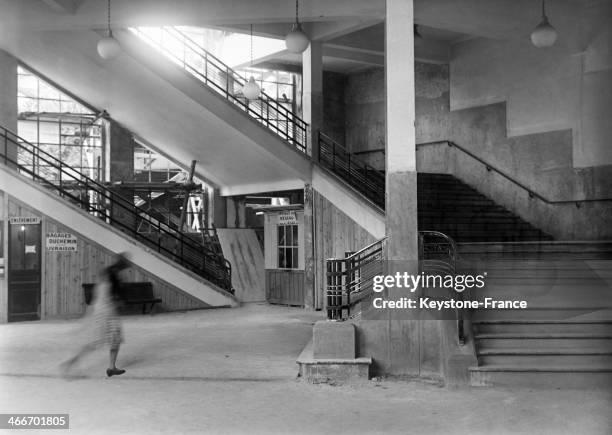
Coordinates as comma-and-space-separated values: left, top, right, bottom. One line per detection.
262, 206, 305, 306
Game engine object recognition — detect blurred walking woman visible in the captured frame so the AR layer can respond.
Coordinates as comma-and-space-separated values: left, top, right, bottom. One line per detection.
62, 253, 130, 377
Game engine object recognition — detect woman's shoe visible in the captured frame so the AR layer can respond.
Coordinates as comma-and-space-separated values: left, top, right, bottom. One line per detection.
106, 368, 126, 377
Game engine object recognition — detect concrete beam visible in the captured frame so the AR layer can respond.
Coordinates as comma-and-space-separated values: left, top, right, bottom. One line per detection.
40, 0, 83, 14
307, 19, 383, 42
219, 178, 306, 197
323, 45, 384, 67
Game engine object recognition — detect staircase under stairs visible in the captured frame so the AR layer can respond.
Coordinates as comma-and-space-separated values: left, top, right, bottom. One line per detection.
460, 242, 612, 388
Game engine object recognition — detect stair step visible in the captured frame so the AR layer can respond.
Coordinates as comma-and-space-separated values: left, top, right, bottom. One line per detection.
477, 348, 612, 366
475, 334, 612, 349
474, 320, 612, 334
469, 365, 612, 388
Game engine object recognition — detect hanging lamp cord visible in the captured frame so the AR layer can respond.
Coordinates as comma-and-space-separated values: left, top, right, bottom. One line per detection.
295, 0, 299, 24
541, 0, 546, 18
107, 0, 112, 37
250, 24, 253, 66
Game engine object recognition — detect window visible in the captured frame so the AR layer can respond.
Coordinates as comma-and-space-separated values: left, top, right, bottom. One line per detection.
17, 66, 103, 181
277, 224, 299, 269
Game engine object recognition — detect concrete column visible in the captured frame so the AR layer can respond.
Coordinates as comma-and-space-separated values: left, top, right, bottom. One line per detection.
0, 50, 18, 164
302, 42, 323, 161
385, 0, 420, 374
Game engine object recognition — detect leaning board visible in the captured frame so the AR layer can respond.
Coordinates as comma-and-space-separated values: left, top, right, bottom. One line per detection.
217, 229, 266, 302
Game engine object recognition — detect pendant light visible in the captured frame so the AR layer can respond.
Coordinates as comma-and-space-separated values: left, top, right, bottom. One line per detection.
285, 0, 310, 54
530, 0, 557, 48
242, 25, 261, 100
97, 0, 121, 59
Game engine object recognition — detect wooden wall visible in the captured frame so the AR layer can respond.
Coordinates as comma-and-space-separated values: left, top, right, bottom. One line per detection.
0, 192, 208, 322
312, 190, 377, 310
266, 269, 304, 306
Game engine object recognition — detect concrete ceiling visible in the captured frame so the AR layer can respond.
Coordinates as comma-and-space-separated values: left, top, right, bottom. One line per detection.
1, 0, 608, 73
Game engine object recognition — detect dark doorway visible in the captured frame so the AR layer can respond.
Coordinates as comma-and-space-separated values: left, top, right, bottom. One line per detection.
8, 221, 42, 322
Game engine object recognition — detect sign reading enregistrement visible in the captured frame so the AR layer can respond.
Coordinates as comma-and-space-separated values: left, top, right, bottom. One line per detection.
46, 233, 78, 252
9, 216, 41, 225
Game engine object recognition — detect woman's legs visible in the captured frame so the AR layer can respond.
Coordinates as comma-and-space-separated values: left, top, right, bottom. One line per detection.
106, 344, 125, 377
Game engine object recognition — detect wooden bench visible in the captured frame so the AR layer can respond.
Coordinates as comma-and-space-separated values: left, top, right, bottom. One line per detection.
82, 282, 162, 314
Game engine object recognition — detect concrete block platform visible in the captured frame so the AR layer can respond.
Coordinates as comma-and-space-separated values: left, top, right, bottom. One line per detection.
297, 340, 372, 384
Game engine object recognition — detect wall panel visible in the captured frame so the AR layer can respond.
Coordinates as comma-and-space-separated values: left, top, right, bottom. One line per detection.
1, 193, 209, 322
312, 190, 377, 310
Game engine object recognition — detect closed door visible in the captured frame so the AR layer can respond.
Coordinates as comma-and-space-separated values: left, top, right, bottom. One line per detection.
8, 222, 41, 322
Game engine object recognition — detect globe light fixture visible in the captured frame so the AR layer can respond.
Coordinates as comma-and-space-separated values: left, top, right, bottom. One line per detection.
285, 0, 310, 54
97, 0, 121, 60
530, 0, 557, 48
243, 77, 261, 100
242, 25, 261, 101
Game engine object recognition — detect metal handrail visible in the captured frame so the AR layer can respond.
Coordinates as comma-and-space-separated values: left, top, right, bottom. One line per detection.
417, 140, 612, 207
326, 237, 386, 321
418, 230, 464, 345
0, 125, 233, 292
130, 26, 308, 154
318, 132, 385, 208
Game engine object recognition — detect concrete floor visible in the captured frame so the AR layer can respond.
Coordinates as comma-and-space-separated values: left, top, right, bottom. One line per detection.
1, 303, 611, 435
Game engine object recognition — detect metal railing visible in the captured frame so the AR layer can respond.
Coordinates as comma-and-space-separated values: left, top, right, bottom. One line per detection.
326, 238, 387, 321
318, 134, 612, 211
130, 26, 308, 153
1, 125, 233, 292
318, 132, 385, 208
417, 141, 612, 208
326, 231, 465, 345
419, 230, 464, 345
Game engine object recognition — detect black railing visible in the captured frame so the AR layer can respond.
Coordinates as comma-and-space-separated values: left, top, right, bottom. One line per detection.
318, 134, 612, 211
326, 231, 465, 345
131, 27, 308, 154
417, 141, 612, 208
318, 132, 385, 208
419, 230, 464, 345
326, 238, 387, 321
0, 126, 233, 292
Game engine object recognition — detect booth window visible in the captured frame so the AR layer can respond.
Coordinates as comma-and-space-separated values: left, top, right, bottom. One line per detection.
277, 224, 298, 269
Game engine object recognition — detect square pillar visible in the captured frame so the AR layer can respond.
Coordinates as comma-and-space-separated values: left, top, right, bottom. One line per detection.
385, 0, 420, 374
302, 42, 323, 161
0, 50, 18, 165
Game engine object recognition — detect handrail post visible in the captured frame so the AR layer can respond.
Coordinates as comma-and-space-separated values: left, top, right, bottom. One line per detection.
332, 140, 336, 171
204, 51, 208, 84
347, 154, 351, 184
3, 129, 7, 165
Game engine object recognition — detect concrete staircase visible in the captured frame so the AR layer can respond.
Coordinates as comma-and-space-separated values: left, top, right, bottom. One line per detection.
461, 242, 612, 388
418, 173, 553, 243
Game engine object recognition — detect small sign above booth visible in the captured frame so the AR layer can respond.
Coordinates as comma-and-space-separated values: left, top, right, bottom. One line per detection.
276, 211, 299, 225
9, 217, 41, 225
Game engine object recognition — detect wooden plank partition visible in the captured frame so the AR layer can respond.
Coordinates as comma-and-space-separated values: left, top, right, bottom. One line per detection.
266, 269, 304, 306
312, 190, 377, 310
0, 191, 209, 322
